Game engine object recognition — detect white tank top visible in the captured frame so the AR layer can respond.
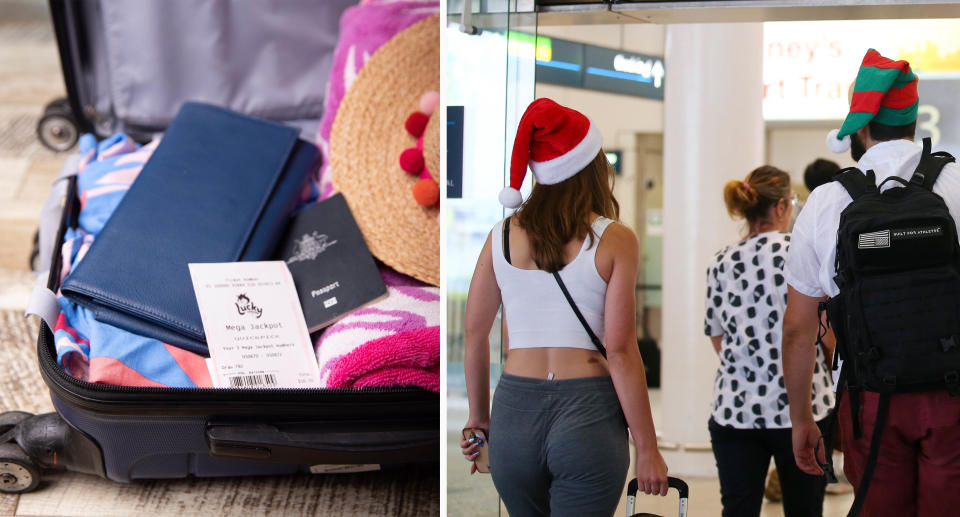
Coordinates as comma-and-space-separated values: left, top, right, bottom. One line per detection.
491, 216, 614, 350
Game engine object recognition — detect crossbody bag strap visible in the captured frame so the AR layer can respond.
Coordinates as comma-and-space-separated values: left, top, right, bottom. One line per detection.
553, 271, 607, 358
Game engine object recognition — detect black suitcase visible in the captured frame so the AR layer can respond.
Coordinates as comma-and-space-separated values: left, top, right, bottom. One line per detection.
9, 0, 438, 494
4, 172, 439, 493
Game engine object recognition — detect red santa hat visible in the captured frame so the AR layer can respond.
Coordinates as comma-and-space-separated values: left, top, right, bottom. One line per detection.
499, 98, 603, 208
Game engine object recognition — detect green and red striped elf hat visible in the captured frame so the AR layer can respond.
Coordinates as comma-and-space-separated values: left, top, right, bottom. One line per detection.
827, 48, 918, 153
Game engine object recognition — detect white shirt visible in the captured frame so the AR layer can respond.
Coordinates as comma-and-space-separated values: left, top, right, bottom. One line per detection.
787, 139, 960, 298
491, 217, 614, 350
705, 232, 834, 428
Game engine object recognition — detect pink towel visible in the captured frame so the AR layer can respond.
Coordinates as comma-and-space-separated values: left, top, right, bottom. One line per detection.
316, 267, 440, 391
314, 0, 439, 201
326, 326, 440, 391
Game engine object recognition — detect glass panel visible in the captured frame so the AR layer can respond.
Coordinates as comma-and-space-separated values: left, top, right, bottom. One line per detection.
445, 2, 536, 515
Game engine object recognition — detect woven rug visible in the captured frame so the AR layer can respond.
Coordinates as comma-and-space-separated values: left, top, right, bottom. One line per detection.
0, 310, 439, 517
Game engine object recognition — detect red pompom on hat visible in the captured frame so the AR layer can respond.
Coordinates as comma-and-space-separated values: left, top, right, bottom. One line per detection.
399, 147, 424, 174
405, 112, 429, 138
500, 98, 603, 208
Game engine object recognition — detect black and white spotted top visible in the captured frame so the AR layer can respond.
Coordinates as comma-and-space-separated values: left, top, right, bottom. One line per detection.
704, 231, 834, 429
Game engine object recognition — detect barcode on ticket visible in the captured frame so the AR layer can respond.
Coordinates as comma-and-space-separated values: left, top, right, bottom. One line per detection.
227, 373, 278, 388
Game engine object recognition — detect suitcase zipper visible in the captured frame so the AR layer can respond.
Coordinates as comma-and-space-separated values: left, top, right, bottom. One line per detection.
38, 324, 436, 416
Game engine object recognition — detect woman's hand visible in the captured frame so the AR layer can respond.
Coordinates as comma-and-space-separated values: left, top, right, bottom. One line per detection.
460, 420, 489, 474
635, 445, 669, 496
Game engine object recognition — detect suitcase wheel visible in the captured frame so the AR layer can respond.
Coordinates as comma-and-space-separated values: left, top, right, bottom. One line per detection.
0, 443, 40, 494
37, 97, 79, 152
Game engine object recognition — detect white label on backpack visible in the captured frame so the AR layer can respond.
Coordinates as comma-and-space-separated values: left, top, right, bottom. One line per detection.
891, 226, 943, 240
858, 230, 891, 249
859, 226, 944, 249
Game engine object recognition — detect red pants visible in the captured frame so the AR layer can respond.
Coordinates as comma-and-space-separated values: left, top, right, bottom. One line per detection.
838, 389, 960, 517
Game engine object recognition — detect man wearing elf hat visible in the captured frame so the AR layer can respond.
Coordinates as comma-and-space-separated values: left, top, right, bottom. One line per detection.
781, 49, 960, 515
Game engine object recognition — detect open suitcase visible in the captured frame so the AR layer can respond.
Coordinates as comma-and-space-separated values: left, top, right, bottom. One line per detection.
6, 0, 439, 493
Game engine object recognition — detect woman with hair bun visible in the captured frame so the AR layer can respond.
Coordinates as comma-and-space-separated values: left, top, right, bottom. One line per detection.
704, 166, 833, 517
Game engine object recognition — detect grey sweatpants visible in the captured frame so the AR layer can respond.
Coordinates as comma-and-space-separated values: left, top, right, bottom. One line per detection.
489, 373, 629, 517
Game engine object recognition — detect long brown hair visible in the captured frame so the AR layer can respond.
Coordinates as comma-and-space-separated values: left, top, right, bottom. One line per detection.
514, 151, 620, 273
723, 165, 791, 225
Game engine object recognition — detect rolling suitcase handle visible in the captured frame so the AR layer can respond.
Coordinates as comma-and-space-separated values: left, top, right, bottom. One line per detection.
206, 423, 439, 466
626, 477, 688, 517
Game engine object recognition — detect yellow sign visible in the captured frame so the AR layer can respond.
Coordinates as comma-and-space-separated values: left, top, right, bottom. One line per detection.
763, 19, 960, 121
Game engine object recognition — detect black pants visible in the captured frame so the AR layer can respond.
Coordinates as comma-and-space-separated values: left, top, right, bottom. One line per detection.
709, 417, 827, 517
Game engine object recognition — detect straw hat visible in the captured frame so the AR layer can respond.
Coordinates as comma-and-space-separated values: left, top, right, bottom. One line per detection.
330, 14, 440, 286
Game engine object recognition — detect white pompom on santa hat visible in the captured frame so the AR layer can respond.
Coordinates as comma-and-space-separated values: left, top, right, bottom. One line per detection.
499, 98, 603, 208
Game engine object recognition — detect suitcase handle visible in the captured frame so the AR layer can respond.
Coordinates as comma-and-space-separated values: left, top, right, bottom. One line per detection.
626, 477, 688, 517
206, 422, 438, 466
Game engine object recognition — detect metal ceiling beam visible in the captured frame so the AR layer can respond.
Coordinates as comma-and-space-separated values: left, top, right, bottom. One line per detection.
533, 1, 960, 25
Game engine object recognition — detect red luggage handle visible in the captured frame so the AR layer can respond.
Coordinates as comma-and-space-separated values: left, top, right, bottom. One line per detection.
626, 477, 688, 517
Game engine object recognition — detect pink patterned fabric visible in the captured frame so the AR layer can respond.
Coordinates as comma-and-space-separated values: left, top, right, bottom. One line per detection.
54, 134, 213, 388
315, 267, 440, 390
312, 0, 441, 391
314, 0, 439, 200
326, 327, 439, 391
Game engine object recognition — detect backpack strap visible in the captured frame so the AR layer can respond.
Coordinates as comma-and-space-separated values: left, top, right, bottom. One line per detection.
910, 137, 956, 190
846, 393, 892, 517
834, 168, 878, 200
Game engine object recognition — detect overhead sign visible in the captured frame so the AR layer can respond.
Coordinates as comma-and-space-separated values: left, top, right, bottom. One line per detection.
582, 46, 664, 99
763, 19, 960, 121
507, 32, 665, 100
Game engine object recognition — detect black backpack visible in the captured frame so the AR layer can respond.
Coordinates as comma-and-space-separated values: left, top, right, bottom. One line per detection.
822, 138, 960, 517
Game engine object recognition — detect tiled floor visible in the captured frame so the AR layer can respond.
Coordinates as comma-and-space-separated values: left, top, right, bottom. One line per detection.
447, 386, 856, 516
0, 0, 65, 283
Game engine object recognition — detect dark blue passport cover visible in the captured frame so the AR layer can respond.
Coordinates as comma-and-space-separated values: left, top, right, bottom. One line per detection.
275, 194, 387, 332
61, 102, 319, 355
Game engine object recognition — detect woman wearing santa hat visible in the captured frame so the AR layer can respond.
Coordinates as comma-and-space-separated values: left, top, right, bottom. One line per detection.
460, 98, 668, 516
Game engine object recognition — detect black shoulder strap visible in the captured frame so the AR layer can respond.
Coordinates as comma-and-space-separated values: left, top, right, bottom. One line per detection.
910, 137, 956, 190
834, 168, 877, 200
553, 271, 607, 358
502, 216, 511, 264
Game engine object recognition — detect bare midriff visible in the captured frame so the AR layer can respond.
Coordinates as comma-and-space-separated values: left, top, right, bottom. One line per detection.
503, 347, 609, 380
